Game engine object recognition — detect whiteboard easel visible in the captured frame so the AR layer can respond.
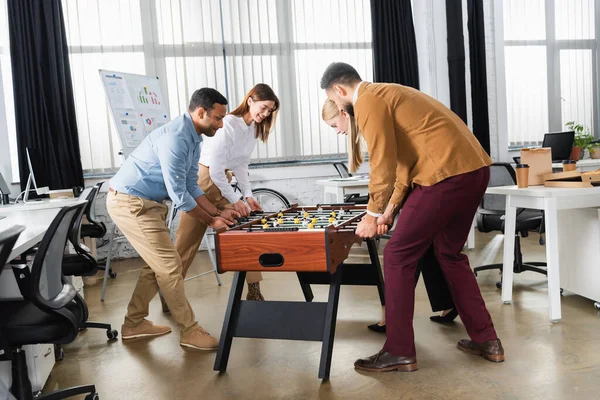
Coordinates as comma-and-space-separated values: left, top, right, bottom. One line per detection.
98, 69, 222, 288
99, 69, 170, 161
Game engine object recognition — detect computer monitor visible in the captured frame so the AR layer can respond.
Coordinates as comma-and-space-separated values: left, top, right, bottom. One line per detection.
0, 172, 10, 205
542, 131, 575, 162
24, 147, 50, 202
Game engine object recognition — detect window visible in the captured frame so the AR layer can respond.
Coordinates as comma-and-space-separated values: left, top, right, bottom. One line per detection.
503, 0, 599, 147
62, 0, 373, 174
0, 0, 18, 182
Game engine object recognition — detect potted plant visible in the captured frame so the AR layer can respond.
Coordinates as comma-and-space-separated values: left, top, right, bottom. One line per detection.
589, 142, 600, 159
566, 121, 593, 160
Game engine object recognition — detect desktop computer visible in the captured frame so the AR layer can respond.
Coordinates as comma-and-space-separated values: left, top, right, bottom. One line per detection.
0, 172, 10, 205
23, 148, 50, 203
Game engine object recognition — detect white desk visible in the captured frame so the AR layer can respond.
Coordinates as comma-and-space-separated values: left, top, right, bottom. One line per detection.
488, 185, 600, 323
551, 158, 600, 172
0, 209, 66, 260
315, 177, 476, 250
315, 177, 370, 204
0, 198, 79, 215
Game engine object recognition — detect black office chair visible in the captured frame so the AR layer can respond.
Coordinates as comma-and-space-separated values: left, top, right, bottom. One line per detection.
0, 203, 99, 400
81, 182, 116, 280
0, 225, 25, 276
332, 162, 368, 204
80, 182, 107, 241
62, 187, 118, 341
473, 163, 547, 288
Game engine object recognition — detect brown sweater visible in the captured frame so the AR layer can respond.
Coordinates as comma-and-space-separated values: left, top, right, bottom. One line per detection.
354, 82, 492, 214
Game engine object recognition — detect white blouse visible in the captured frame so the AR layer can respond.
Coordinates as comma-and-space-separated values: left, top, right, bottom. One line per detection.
199, 114, 257, 203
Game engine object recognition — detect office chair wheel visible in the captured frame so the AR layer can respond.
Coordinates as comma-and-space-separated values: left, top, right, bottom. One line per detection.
594, 302, 600, 310
495, 282, 502, 289
85, 393, 99, 400
560, 288, 564, 295
109, 270, 117, 279
473, 271, 478, 277
107, 329, 119, 340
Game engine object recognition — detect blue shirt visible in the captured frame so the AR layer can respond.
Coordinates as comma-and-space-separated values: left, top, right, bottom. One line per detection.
110, 113, 204, 212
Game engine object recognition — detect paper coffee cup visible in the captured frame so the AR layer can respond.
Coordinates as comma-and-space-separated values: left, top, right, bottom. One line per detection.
515, 164, 529, 188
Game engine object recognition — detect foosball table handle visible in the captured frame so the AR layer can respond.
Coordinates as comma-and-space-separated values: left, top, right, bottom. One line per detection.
258, 253, 285, 267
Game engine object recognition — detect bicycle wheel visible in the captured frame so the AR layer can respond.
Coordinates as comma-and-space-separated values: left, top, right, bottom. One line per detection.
251, 187, 291, 212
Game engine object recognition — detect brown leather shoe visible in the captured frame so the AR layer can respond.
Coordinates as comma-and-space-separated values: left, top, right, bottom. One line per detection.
457, 339, 505, 362
121, 320, 171, 340
354, 350, 418, 372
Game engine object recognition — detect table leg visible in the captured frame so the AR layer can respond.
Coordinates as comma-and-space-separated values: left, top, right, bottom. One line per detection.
543, 198, 562, 323
335, 188, 345, 203
501, 197, 517, 304
467, 218, 476, 249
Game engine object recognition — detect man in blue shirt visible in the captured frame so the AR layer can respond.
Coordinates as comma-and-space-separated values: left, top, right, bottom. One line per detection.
107, 88, 237, 350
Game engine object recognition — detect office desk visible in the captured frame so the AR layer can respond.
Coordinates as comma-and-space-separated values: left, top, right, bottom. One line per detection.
315, 178, 370, 204
551, 158, 600, 172
0, 209, 60, 261
0, 198, 79, 215
487, 185, 600, 323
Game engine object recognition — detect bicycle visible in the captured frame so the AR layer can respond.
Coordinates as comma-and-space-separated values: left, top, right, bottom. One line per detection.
231, 180, 291, 212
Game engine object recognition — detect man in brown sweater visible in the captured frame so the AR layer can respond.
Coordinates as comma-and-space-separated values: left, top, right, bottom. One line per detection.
320, 62, 504, 372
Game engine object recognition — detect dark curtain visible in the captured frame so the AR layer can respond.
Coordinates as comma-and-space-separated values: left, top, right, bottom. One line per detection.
468, 0, 491, 154
8, 0, 84, 191
370, 0, 420, 88
446, 0, 468, 123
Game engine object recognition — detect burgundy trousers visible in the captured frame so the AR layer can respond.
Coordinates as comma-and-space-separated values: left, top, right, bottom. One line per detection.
383, 166, 498, 357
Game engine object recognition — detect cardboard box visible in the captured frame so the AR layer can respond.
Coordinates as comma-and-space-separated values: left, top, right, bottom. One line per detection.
520, 147, 553, 186
544, 170, 600, 188
48, 189, 74, 199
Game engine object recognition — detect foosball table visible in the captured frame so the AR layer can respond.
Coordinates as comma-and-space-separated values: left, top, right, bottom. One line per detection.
213, 204, 385, 380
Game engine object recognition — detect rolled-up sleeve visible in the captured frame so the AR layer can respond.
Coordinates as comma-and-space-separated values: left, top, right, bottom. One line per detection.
155, 134, 200, 212
187, 145, 204, 200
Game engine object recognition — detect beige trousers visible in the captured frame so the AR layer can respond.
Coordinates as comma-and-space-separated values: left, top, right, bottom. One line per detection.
106, 191, 198, 334
175, 165, 262, 284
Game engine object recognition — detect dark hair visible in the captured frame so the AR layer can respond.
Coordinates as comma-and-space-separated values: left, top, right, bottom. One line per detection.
188, 88, 228, 112
230, 83, 280, 143
320, 62, 362, 90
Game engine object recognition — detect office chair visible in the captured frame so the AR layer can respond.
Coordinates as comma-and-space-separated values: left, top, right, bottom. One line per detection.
80, 182, 108, 242
0, 203, 99, 400
332, 162, 368, 204
473, 163, 547, 288
62, 187, 118, 341
0, 225, 25, 277
82, 182, 117, 281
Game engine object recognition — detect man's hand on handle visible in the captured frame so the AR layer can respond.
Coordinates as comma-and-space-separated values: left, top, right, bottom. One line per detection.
209, 216, 235, 230
220, 209, 240, 224
356, 214, 379, 239
233, 200, 250, 217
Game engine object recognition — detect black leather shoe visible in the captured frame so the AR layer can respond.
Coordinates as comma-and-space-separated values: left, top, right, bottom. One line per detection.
429, 308, 458, 324
354, 350, 418, 372
367, 323, 386, 333
457, 339, 505, 362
